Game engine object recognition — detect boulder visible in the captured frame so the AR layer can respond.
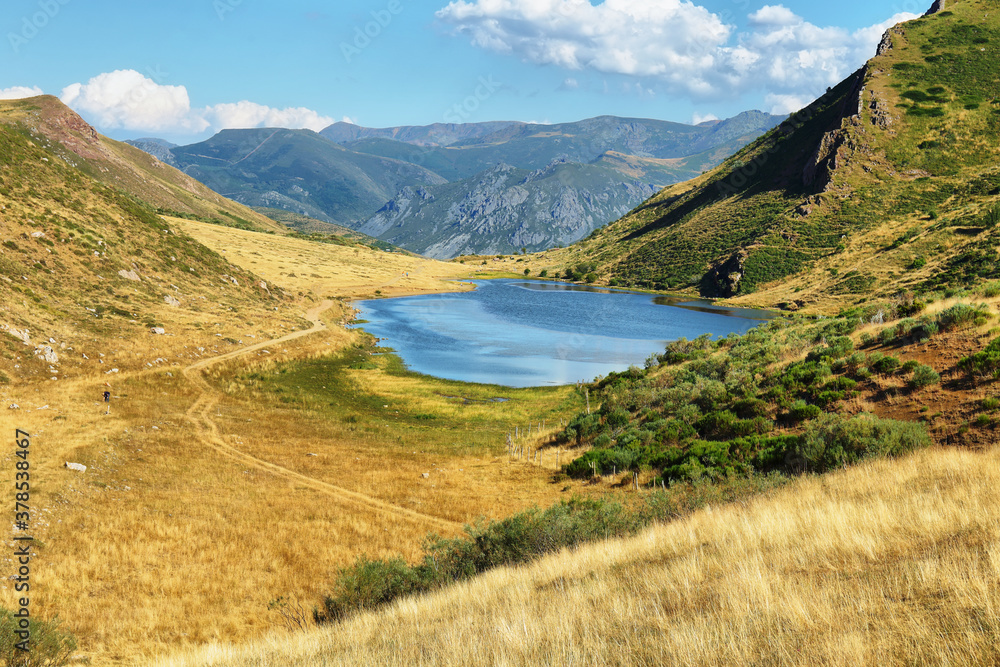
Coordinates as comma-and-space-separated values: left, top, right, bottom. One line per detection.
64, 462, 87, 473
150, 327, 166, 335
118, 269, 141, 282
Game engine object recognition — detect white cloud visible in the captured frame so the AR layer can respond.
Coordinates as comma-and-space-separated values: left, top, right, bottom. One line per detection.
59, 70, 339, 137
437, 1, 919, 105
0, 86, 44, 100
204, 102, 335, 133
60, 70, 208, 133
692, 112, 719, 125
764, 93, 811, 115
437, 0, 733, 96
748, 5, 801, 27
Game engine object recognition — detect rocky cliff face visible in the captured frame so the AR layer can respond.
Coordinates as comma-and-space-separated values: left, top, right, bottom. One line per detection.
360, 161, 658, 259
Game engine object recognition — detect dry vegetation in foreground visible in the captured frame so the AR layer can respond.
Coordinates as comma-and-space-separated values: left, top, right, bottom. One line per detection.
154, 443, 1000, 667
0, 221, 590, 663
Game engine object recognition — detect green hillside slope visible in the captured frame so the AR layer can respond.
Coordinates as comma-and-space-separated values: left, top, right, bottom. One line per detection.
564, 0, 1000, 309
3, 96, 286, 234
0, 100, 297, 385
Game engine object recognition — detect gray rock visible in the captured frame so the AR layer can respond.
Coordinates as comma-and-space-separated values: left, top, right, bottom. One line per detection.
64, 462, 87, 472
118, 269, 141, 282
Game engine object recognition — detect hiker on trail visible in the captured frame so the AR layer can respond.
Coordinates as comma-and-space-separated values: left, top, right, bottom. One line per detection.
103, 383, 111, 415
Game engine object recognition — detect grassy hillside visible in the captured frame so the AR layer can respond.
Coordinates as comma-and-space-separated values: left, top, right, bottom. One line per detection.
0, 118, 300, 388
2, 96, 286, 234
541, 0, 1000, 310
155, 442, 1000, 666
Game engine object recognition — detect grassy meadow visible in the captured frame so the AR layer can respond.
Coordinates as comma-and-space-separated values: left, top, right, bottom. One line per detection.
0, 221, 591, 664
153, 442, 1000, 666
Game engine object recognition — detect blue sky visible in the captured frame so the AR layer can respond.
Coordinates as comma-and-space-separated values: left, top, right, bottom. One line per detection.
0, 0, 922, 144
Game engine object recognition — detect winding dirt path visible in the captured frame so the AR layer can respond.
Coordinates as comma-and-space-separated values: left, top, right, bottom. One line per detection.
182, 299, 460, 533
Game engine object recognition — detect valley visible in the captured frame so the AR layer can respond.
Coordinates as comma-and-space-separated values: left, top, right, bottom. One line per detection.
2, 1, 1000, 664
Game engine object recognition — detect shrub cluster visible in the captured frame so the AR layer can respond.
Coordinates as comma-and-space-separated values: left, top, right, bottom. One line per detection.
789, 413, 932, 473
958, 336, 1000, 379
0, 610, 77, 666
315, 498, 643, 623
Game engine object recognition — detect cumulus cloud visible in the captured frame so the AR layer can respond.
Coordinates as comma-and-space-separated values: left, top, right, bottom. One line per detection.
61, 70, 207, 133
0, 86, 44, 100
437, 1, 919, 104
692, 112, 719, 125
748, 5, 801, 27
204, 102, 334, 133
437, 0, 732, 94
59, 70, 338, 136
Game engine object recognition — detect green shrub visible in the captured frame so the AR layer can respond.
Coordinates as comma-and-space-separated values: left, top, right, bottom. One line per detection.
539, 269, 548, 277
909, 364, 941, 388
846, 352, 867, 370
316, 499, 642, 624
0, 609, 77, 666
936, 303, 991, 331
958, 348, 1000, 378
870, 355, 901, 374
982, 396, 1000, 411
790, 413, 931, 473
980, 281, 1000, 298
781, 399, 822, 424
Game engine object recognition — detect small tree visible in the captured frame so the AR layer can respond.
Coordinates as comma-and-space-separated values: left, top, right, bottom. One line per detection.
523, 268, 531, 276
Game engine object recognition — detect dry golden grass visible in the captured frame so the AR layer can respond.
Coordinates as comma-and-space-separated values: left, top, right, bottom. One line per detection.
154, 443, 1000, 667
171, 218, 483, 300
0, 310, 582, 663
0, 222, 588, 664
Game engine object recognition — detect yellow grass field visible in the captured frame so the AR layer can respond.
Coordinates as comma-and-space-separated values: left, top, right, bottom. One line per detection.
0, 222, 589, 664
154, 443, 1000, 666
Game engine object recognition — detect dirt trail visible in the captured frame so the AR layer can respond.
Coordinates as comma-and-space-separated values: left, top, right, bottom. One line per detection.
182, 299, 460, 533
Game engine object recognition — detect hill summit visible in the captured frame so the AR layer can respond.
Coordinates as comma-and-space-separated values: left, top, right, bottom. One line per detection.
562, 0, 1000, 310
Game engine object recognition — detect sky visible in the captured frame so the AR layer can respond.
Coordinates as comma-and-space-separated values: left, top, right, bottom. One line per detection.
0, 0, 924, 145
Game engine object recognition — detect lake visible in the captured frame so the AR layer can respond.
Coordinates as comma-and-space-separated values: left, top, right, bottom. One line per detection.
353, 280, 772, 388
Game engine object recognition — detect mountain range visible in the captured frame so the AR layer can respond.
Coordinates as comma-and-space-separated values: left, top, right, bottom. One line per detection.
127, 112, 785, 257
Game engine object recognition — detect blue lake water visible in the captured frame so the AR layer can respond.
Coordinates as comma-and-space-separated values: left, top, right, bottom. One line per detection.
353, 280, 772, 388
